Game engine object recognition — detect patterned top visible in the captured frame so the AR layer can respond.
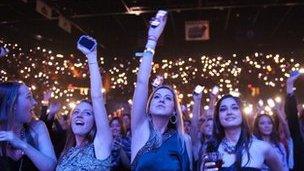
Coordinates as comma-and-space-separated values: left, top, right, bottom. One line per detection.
56, 143, 111, 171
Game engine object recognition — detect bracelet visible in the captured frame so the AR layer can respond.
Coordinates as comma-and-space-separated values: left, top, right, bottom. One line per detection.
144, 48, 155, 55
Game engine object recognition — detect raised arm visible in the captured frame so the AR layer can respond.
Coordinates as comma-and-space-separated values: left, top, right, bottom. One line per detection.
274, 102, 291, 139
131, 11, 167, 131
77, 36, 112, 160
285, 74, 301, 139
191, 91, 202, 161
284, 74, 304, 170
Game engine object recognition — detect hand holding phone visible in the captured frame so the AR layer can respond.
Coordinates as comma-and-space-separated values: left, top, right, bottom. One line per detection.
150, 10, 167, 28
211, 86, 219, 95
77, 35, 97, 55
194, 85, 204, 94
152, 75, 164, 87
147, 10, 168, 43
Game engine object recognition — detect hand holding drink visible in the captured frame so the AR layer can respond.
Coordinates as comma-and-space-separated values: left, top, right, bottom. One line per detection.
201, 152, 223, 171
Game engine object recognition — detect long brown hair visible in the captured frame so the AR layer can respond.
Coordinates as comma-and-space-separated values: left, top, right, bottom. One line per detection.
253, 114, 280, 142
253, 114, 283, 155
212, 94, 251, 169
0, 81, 35, 156
61, 100, 96, 156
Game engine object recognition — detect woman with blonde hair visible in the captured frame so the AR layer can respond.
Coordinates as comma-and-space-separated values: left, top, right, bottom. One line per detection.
131, 10, 192, 170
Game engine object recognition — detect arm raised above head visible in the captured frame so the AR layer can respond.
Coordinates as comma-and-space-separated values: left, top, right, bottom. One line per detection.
131, 10, 168, 132
77, 36, 112, 160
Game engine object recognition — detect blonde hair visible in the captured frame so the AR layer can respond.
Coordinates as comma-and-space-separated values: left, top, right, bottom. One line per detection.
146, 85, 187, 149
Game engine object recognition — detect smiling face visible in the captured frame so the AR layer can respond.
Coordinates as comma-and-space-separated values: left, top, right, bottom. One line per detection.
15, 84, 37, 123
71, 101, 94, 136
111, 119, 122, 138
200, 115, 213, 136
218, 97, 242, 128
149, 88, 175, 117
258, 115, 273, 136
122, 114, 130, 130
183, 120, 191, 135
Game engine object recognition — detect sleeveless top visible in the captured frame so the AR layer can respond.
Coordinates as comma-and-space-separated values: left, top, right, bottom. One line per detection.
56, 143, 112, 171
131, 123, 190, 171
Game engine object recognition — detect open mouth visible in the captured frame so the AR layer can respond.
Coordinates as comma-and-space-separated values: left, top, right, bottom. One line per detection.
225, 117, 236, 121
75, 120, 85, 126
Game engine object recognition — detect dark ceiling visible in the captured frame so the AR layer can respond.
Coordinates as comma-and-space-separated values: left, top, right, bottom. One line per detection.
1, 0, 304, 58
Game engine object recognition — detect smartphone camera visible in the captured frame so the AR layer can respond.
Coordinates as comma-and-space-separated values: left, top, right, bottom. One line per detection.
211, 86, 219, 95
194, 85, 204, 94
150, 10, 167, 28
77, 35, 96, 52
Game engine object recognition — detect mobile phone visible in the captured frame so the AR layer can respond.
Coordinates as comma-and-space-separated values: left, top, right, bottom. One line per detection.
258, 100, 264, 107
77, 35, 96, 52
150, 10, 167, 27
211, 86, 219, 95
267, 98, 275, 108
290, 70, 300, 77
152, 75, 164, 87
194, 85, 204, 94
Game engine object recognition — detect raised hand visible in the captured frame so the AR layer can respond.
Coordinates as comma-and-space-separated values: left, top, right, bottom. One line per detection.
146, 10, 168, 48
43, 90, 52, 102
0, 47, 9, 58
47, 102, 61, 120
286, 72, 301, 94
152, 75, 164, 88
77, 35, 97, 59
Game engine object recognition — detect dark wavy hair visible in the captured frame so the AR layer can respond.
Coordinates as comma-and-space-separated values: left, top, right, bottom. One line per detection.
61, 99, 96, 157
211, 94, 251, 169
253, 114, 283, 155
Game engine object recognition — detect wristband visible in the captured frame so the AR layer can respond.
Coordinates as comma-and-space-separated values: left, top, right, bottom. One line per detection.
144, 47, 155, 55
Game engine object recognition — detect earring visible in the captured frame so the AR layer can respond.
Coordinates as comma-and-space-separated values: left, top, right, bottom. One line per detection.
169, 113, 177, 124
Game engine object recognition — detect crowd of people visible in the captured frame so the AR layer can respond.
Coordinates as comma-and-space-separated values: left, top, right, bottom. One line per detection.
0, 10, 304, 171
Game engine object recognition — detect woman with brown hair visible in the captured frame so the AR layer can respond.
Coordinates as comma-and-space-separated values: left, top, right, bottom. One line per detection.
56, 36, 112, 170
202, 94, 284, 171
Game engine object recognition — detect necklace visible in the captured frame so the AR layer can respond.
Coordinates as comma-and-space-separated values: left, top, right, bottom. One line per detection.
221, 138, 236, 154
10, 127, 25, 155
